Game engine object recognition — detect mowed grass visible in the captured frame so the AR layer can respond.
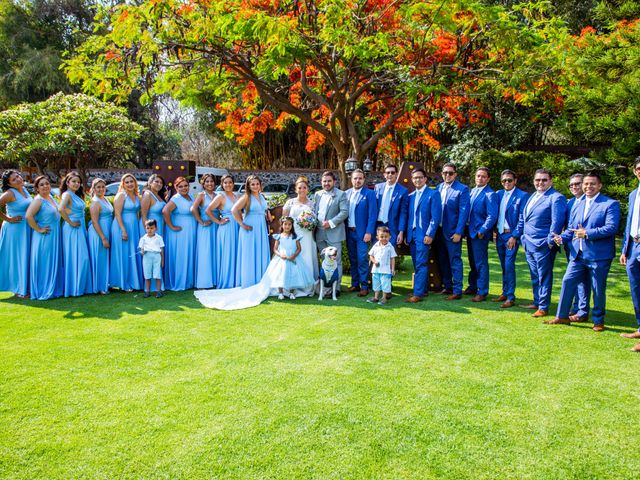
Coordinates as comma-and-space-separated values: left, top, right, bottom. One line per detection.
1, 245, 639, 479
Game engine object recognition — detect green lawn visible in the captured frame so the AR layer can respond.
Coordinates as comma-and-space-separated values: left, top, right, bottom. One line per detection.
1, 246, 639, 479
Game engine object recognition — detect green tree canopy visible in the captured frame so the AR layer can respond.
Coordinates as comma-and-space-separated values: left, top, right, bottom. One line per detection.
0, 92, 144, 173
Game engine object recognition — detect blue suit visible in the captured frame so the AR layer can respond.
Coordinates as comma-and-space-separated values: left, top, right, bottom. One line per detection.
434, 180, 470, 295
622, 187, 640, 330
406, 187, 442, 297
345, 187, 378, 289
517, 187, 567, 311
495, 187, 527, 301
556, 194, 620, 324
565, 195, 590, 317
466, 185, 498, 297
374, 182, 408, 247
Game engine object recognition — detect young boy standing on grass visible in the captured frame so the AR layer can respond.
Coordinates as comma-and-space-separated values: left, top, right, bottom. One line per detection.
139, 219, 164, 298
367, 226, 397, 305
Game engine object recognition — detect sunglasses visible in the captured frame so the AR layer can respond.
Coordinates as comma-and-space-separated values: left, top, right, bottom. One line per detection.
442, 171, 455, 175
384, 171, 397, 175
501, 178, 514, 183
534, 178, 550, 183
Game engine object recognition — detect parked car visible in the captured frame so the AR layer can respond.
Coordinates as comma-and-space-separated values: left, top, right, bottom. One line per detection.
261, 183, 295, 199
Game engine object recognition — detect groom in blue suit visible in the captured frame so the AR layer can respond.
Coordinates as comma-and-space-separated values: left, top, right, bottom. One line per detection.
434, 162, 470, 300
621, 158, 640, 351
493, 169, 527, 308
405, 168, 442, 303
345, 169, 378, 295
517, 168, 567, 317
546, 173, 620, 331
464, 167, 498, 302
374, 164, 408, 248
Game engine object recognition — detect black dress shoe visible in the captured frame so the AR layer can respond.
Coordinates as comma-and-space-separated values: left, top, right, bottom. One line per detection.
462, 288, 476, 296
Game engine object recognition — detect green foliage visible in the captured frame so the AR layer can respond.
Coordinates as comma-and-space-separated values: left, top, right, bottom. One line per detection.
0, 92, 144, 172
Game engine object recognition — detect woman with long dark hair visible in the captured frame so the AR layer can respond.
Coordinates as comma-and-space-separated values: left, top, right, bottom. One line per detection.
0, 170, 32, 297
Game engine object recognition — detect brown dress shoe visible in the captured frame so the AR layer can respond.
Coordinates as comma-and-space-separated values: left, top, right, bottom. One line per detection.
544, 317, 570, 325
406, 295, 423, 303
492, 295, 507, 303
568, 314, 588, 322
532, 309, 548, 317
621, 331, 640, 339
471, 294, 486, 302
632, 343, 640, 352
357, 289, 369, 297
592, 324, 605, 332
519, 304, 538, 310
347, 286, 359, 293
446, 294, 462, 300
500, 300, 515, 308
462, 288, 476, 296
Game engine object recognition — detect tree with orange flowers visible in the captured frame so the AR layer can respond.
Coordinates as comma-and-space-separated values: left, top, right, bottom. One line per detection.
65, 0, 568, 182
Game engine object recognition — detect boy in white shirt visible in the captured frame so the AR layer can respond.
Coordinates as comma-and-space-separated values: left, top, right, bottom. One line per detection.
139, 219, 164, 298
367, 226, 397, 305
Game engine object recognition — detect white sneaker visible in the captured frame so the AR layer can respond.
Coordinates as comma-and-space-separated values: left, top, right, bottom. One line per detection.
278, 293, 285, 300
289, 293, 296, 300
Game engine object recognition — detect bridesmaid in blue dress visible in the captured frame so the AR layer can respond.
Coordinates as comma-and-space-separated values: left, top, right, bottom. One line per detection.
141, 174, 167, 236
25, 176, 63, 300
0, 170, 32, 297
110, 173, 143, 291
162, 176, 197, 291
207, 174, 239, 289
232, 175, 272, 288
191, 173, 217, 289
88, 178, 113, 294
59, 171, 92, 297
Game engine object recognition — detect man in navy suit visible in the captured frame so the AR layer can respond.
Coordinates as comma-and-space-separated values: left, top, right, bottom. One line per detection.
374, 164, 408, 248
621, 158, 640, 351
345, 169, 378, 296
493, 170, 527, 308
546, 173, 620, 331
464, 167, 498, 302
405, 168, 442, 303
517, 168, 567, 317
434, 162, 470, 300
564, 173, 590, 321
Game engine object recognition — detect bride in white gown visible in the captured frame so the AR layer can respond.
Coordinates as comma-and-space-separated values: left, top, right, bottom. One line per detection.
282, 176, 319, 296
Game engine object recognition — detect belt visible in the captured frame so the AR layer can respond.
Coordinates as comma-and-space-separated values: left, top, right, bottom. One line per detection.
349, 227, 356, 232
500, 228, 511, 234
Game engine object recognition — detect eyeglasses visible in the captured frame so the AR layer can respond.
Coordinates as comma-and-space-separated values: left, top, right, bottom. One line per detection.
534, 178, 549, 183
569, 183, 582, 187
501, 178, 514, 183
412, 176, 426, 180
384, 171, 397, 175
442, 171, 455, 175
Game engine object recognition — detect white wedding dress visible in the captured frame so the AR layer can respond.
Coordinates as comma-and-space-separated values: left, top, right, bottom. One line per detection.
283, 198, 319, 296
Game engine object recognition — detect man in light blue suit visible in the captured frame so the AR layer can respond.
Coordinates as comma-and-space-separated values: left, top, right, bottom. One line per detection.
546, 172, 620, 331
565, 173, 591, 321
464, 167, 498, 302
493, 169, 527, 308
517, 168, 567, 317
405, 168, 442, 303
345, 169, 378, 296
374, 164, 408, 248
434, 162, 470, 300
621, 158, 640, 351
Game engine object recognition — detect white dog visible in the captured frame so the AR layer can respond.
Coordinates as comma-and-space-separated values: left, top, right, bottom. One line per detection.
318, 246, 339, 301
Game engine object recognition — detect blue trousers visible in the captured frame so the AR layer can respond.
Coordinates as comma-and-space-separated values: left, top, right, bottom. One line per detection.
524, 244, 557, 311
496, 233, 519, 301
435, 228, 463, 295
409, 239, 430, 297
346, 228, 370, 289
627, 242, 640, 330
467, 236, 490, 297
556, 254, 612, 325
564, 246, 590, 317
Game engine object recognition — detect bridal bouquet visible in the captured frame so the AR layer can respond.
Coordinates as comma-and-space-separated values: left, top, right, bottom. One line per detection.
296, 210, 318, 231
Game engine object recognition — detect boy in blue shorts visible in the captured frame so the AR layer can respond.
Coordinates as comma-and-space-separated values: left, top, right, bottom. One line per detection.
139, 219, 164, 298
367, 226, 397, 305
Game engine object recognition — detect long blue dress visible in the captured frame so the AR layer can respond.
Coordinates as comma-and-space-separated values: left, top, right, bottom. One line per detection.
236, 194, 270, 288
0, 188, 32, 296
164, 194, 197, 291
195, 191, 217, 289
144, 191, 166, 236
30, 197, 63, 300
61, 192, 92, 297
215, 193, 240, 289
109, 194, 143, 291
88, 196, 113, 294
